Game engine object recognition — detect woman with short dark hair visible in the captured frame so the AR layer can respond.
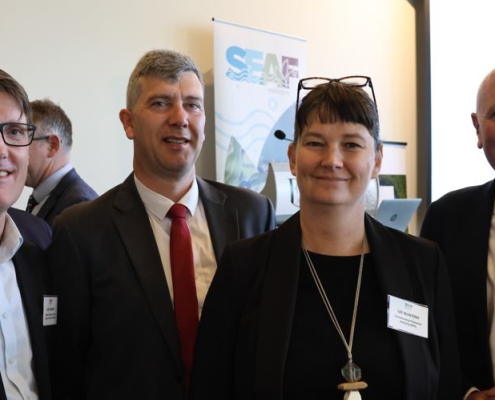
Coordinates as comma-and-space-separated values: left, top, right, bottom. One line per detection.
191, 77, 461, 400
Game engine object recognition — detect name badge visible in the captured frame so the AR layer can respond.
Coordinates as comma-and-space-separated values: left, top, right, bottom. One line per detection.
387, 295, 428, 338
43, 296, 58, 326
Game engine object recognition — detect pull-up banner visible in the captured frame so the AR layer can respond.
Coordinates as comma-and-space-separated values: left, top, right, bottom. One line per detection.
213, 19, 306, 191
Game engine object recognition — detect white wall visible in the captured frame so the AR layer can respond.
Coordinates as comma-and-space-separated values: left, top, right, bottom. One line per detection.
430, 0, 495, 201
2, 0, 416, 229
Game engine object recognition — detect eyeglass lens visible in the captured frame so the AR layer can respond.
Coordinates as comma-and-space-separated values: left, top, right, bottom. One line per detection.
0, 123, 35, 146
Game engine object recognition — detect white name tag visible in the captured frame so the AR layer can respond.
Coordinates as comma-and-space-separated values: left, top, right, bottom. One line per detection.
43, 296, 58, 326
387, 295, 428, 338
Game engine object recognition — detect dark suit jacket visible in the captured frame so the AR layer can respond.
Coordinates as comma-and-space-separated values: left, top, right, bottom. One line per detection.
36, 168, 97, 227
8, 207, 52, 250
0, 238, 53, 400
48, 173, 275, 400
191, 213, 461, 400
421, 179, 495, 392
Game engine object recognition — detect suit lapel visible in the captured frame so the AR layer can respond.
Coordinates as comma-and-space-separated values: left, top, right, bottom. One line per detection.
365, 216, 431, 399
37, 168, 77, 219
465, 181, 495, 340
12, 244, 51, 400
197, 178, 238, 262
36, 195, 57, 220
112, 175, 182, 374
255, 214, 301, 400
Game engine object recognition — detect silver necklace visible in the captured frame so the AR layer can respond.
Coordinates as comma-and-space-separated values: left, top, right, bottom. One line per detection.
301, 236, 368, 398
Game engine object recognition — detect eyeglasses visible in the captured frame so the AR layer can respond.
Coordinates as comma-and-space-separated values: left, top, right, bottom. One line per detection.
296, 76, 377, 115
32, 135, 50, 142
0, 122, 37, 147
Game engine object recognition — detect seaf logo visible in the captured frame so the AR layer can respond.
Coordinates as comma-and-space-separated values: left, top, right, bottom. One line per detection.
225, 46, 299, 88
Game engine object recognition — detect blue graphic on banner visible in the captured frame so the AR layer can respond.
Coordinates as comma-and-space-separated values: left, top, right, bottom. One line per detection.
220, 103, 296, 191
214, 19, 306, 190
225, 46, 299, 88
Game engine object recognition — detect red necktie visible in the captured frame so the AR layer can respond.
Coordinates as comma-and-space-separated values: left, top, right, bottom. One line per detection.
167, 203, 198, 389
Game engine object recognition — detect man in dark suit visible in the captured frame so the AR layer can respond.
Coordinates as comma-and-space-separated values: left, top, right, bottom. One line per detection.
421, 68, 495, 400
0, 69, 53, 399
49, 49, 275, 400
7, 208, 51, 250
24, 99, 97, 227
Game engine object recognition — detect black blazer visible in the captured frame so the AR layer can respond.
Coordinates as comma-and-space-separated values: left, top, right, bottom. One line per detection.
8, 207, 52, 250
421, 179, 495, 392
0, 240, 53, 400
36, 168, 97, 227
192, 213, 461, 400
48, 174, 276, 400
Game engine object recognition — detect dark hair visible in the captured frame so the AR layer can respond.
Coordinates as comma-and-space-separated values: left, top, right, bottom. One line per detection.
0, 69, 31, 123
126, 49, 203, 110
294, 81, 380, 151
31, 98, 73, 148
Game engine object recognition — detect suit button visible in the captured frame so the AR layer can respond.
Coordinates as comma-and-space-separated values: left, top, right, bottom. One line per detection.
2, 312, 8, 319
8, 358, 14, 364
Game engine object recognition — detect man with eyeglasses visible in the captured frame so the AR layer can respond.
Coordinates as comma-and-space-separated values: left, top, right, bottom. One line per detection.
422, 69, 495, 400
0, 69, 53, 399
24, 99, 97, 227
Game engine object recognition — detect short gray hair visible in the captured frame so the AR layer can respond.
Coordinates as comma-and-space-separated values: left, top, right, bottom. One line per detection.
126, 49, 204, 110
31, 98, 73, 149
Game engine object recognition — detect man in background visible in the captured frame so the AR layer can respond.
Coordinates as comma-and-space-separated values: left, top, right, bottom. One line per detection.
421, 68, 495, 400
49, 49, 275, 400
25, 99, 97, 226
0, 69, 53, 399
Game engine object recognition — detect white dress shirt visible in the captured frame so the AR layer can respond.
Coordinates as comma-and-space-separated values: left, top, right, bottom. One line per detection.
30, 163, 73, 215
134, 176, 217, 316
0, 215, 38, 400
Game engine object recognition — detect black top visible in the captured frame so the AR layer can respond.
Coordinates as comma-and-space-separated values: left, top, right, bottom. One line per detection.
283, 252, 404, 399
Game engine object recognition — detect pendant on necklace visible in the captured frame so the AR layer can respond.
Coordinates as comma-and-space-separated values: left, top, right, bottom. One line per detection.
338, 382, 367, 400
344, 391, 362, 400
341, 360, 361, 382
337, 381, 367, 391
338, 361, 367, 400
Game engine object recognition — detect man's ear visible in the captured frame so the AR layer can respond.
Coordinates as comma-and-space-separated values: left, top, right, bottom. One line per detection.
47, 135, 61, 157
472, 112, 483, 149
119, 109, 135, 140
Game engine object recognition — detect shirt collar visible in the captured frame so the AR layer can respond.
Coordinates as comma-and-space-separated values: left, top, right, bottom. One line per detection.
0, 213, 23, 264
134, 175, 199, 221
32, 163, 73, 203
